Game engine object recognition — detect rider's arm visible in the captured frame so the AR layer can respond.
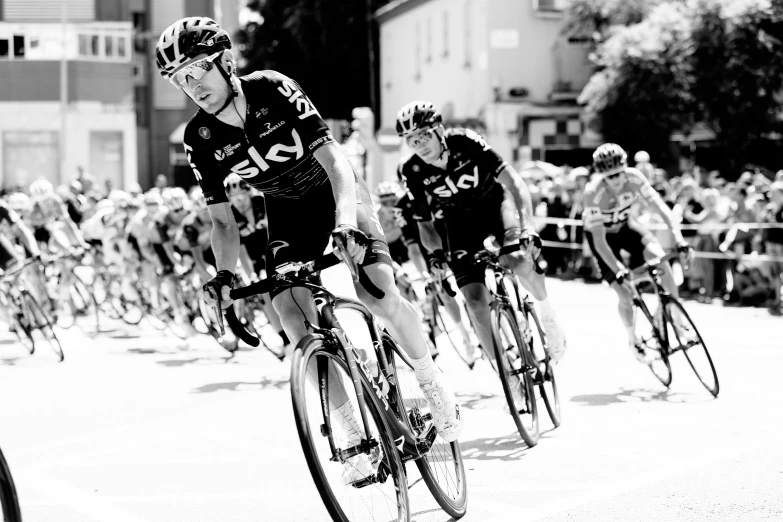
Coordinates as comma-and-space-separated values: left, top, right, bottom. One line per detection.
9, 215, 42, 258
633, 173, 685, 244
207, 203, 241, 273
406, 242, 429, 273
417, 220, 443, 253
52, 196, 88, 249
582, 191, 625, 275
313, 142, 358, 228
497, 165, 535, 232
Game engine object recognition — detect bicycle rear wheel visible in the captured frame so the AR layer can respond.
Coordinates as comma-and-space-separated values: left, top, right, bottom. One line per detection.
664, 299, 719, 396
490, 302, 539, 447
291, 334, 410, 522
382, 333, 468, 518
525, 307, 561, 428
23, 292, 63, 362
0, 447, 22, 522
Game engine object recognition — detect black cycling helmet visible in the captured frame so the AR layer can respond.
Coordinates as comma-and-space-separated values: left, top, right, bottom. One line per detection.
396, 101, 443, 137
156, 17, 231, 79
593, 143, 628, 176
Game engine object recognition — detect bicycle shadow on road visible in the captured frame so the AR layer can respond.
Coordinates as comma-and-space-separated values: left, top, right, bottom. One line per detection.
459, 432, 533, 461
410, 507, 457, 521
570, 387, 704, 406
156, 355, 242, 367
191, 376, 288, 394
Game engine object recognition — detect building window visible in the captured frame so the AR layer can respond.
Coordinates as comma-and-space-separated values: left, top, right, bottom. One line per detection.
442, 11, 449, 58
117, 36, 127, 58
91, 34, 99, 55
78, 34, 88, 56
533, 0, 567, 13
13, 35, 25, 57
0, 40, 8, 57
105, 35, 114, 57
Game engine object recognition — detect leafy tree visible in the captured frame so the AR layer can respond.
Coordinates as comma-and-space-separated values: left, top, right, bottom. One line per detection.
578, 2, 696, 163
235, 0, 394, 120
690, 0, 783, 172
562, 0, 666, 45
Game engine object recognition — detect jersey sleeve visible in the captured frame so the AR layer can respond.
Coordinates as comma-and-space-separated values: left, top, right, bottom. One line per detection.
581, 188, 605, 232
183, 120, 228, 206
260, 70, 335, 153
0, 202, 19, 225
457, 129, 508, 177
398, 163, 432, 221
625, 167, 657, 202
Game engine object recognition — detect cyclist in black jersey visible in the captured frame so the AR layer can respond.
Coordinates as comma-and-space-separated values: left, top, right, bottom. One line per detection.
156, 17, 463, 445
223, 174, 289, 348
396, 101, 567, 363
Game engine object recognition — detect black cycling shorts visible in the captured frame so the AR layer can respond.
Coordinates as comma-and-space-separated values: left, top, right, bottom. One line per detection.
264, 182, 391, 298
152, 243, 175, 276
585, 220, 657, 284
444, 186, 522, 288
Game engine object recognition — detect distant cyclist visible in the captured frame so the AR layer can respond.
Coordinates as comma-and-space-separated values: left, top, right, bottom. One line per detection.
582, 143, 690, 362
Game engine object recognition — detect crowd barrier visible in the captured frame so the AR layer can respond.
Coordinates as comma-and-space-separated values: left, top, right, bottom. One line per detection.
534, 217, 783, 264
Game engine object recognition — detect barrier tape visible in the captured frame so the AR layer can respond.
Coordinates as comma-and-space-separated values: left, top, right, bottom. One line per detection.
535, 216, 783, 231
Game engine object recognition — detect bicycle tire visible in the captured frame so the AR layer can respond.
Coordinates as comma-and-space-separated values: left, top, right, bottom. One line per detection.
0, 447, 22, 522
433, 300, 475, 370
382, 333, 468, 518
634, 294, 673, 387
525, 307, 561, 428
664, 299, 719, 396
23, 292, 64, 362
70, 274, 100, 334
7, 297, 35, 355
490, 302, 539, 447
291, 334, 410, 522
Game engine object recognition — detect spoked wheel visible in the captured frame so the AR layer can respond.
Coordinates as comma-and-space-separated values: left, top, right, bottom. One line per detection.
525, 307, 561, 428
382, 333, 468, 519
8, 303, 35, 355
23, 292, 64, 362
291, 334, 410, 522
433, 298, 476, 370
634, 295, 673, 388
664, 299, 719, 396
0, 447, 22, 522
69, 274, 100, 334
490, 302, 539, 447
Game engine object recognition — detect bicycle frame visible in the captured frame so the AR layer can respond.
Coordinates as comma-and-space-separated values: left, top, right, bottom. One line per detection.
308, 287, 438, 463
630, 256, 677, 350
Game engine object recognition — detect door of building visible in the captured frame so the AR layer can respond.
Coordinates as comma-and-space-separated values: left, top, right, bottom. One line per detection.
89, 131, 123, 191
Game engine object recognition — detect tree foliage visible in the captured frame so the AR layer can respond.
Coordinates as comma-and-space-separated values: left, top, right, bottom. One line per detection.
575, 0, 783, 172
235, 0, 394, 120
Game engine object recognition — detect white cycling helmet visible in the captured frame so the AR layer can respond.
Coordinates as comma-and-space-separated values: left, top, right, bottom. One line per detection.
7, 192, 31, 214
634, 150, 651, 164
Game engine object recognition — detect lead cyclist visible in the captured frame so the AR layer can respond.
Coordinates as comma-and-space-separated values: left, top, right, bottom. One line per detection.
155, 18, 464, 469
582, 143, 691, 363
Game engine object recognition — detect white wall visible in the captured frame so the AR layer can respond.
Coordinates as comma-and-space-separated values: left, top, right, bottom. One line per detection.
0, 102, 138, 189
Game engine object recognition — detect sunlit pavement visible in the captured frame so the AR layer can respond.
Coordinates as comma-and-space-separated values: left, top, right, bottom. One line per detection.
1, 266, 781, 522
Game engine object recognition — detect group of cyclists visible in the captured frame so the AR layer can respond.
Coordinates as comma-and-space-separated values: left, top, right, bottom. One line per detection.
0, 15, 700, 521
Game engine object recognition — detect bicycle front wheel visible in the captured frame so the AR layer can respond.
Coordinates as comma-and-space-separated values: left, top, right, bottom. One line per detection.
491, 303, 539, 447
0, 448, 22, 522
383, 333, 468, 518
23, 292, 63, 362
291, 334, 410, 522
433, 299, 475, 370
526, 308, 561, 428
664, 299, 719, 396
634, 294, 673, 388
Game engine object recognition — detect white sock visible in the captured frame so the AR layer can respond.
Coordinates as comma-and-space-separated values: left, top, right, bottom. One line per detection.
410, 351, 438, 385
332, 400, 362, 445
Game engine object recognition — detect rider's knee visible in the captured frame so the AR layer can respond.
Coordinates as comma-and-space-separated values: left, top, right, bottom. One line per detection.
461, 284, 489, 309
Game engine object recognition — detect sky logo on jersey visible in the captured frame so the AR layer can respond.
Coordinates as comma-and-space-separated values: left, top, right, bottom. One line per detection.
277, 80, 320, 120
432, 167, 479, 198
230, 129, 304, 179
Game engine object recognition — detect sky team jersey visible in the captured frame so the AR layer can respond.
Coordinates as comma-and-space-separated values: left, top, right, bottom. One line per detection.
581, 168, 657, 233
399, 128, 508, 220
183, 70, 335, 205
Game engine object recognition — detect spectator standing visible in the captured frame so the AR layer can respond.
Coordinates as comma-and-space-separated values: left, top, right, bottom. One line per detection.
762, 182, 783, 314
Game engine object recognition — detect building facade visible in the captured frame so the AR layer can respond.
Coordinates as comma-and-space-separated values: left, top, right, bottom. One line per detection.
0, 0, 136, 190
376, 0, 598, 170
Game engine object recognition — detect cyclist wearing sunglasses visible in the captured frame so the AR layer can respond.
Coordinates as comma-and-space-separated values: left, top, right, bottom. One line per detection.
396, 101, 567, 364
156, 17, 463, 443
582, 143, 690, 363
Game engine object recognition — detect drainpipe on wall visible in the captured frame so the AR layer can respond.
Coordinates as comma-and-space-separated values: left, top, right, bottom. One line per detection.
60, 1, 68, 185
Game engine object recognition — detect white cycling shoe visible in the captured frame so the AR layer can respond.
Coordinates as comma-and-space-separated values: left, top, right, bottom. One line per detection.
542, 315, 567, 365
419, 378, 464, 443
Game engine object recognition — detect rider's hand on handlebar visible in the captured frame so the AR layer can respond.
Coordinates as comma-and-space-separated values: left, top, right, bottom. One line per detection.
203, 270, 235, 310
428, 249, 448, 279
519, 229, 542, 258
676, 240, 694, 268
332, 225, 367, 265
614, 268, 634, 291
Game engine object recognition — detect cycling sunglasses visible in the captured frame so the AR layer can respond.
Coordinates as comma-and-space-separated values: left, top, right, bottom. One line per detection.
604, 170, 625, 180
170, 51, 224, 87
405, 128, 436, 148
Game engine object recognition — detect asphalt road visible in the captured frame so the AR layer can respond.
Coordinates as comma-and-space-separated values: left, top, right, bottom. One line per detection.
1, 267, 781, 522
